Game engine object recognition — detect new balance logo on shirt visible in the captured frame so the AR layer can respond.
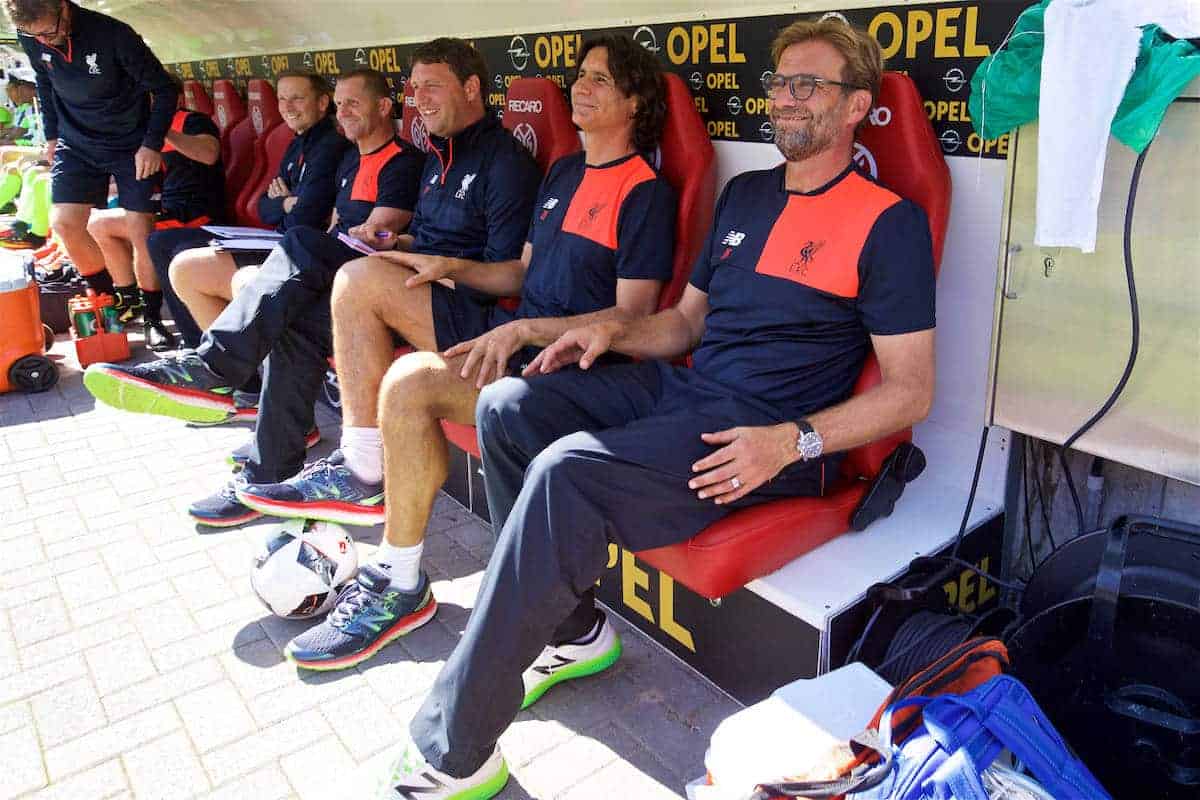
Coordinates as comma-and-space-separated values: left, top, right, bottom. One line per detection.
721, 230, 746, 246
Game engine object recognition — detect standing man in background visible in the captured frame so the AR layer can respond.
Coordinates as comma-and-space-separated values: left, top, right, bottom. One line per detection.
5, 0, 177, 292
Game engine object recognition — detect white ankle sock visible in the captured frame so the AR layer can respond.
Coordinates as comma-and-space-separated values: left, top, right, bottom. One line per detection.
371, 541, 424, 592
340, 426, 383, 483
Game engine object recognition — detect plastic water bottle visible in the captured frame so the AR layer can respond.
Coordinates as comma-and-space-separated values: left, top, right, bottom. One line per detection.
0, 252, 30, 292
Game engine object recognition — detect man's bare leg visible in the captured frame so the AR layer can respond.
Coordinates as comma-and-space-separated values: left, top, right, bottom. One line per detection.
331, 255, 438, 430
124, 211, 159, 292
85, 208, 134, 285
169, 247, 240, 330
52, 203, 108, 290
378, 351, 480, 550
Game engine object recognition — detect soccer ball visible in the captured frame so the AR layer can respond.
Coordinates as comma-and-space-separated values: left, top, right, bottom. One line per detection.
250, 519, 358, 619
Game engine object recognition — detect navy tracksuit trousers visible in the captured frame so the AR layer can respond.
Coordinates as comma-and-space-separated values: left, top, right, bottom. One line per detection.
410, 361, 827, 777
195, 227, 357, 483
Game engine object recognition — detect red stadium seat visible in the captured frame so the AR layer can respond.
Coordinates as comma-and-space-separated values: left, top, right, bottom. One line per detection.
231, 79, 284, 227
501, 77, 580, 173
211, 79, 247, 165
399, 80, 429, 152
181, 80, 214, 116
239, 122, 296, 230
637, 72, 952, 599
653, 73, 715, 310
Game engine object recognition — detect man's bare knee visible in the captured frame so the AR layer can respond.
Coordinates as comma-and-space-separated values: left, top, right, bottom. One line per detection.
379, 352, 448, 417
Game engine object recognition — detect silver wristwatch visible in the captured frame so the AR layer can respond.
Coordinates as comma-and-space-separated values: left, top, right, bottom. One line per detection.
794, 419, 823, 461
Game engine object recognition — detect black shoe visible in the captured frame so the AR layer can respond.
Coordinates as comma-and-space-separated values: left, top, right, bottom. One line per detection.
113, 290, 144, 327
143, 318, 176, 351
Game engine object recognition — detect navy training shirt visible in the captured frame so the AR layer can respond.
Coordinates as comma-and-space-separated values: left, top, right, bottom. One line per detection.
257, 115, 349, 232
20, 2, 177, 155
332, 137, 424, 234
689, 163, 936, 418
160, 110, 224, 222
409, 113, 541, 306
516, 151, 676, 320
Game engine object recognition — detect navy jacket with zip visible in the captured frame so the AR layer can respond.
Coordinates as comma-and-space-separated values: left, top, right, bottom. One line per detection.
19, 1, 177, 155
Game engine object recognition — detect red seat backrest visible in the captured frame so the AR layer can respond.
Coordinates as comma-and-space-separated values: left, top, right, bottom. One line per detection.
239, 123, 296, 230
501, 77, 580, 174
182, 80, 214, 116
840, 71, 951, 481
652, 73, 715, 311
211, 79, 247, 162
399, 80, 429, 152
232, 79, 284, 227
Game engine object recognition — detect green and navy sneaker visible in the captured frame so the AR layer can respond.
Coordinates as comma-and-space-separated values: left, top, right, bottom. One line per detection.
227, 427, 321, 472
83, 352, 235, 424
520, 611, 621, 709
285, 565, 436, 671
236, 450, 385, 526
376, 739, 507, 800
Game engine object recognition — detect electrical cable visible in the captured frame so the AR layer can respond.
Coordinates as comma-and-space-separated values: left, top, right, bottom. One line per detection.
876, 610, 974, 686
1056, 141, 1150, 537
951, 426, 990, 559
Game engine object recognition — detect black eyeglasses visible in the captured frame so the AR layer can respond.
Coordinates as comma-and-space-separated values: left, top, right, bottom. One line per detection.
18, 4, 63, 39
761, 72, 866, 102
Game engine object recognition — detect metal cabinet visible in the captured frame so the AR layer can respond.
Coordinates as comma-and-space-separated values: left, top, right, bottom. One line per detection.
987, 90, 1200, 486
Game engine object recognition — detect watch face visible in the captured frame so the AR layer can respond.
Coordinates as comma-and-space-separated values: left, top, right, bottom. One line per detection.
799, 432, 823, 460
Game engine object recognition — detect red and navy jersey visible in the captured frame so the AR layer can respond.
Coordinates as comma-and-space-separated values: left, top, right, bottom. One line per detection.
515, 151, 675, 320
161, 110, 224, 222
409, 113, 541, 305
258, 115, 349, 232
689, 163, 935, 418
333, 136, 424, 234
20, 2, 177, 154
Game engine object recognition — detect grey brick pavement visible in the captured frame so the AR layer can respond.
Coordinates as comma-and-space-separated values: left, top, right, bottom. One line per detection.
0, 335, 739, 799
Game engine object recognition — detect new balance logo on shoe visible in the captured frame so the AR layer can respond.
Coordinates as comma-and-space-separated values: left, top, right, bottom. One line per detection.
532, 654, 575, 675
392, 772, 448, 798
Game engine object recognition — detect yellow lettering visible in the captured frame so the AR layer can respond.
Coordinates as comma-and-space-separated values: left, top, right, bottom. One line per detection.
728, 22, 746, 64
658, 573, 696, 652
869, 12, 903, 60
563, 34, 579, 68
977, 557, 998, 606
270, 55, 290, 73
666, 27, 689, 65
958, 570, 978, 612
923, 99, 936, 119
943, 578, 958, 607
709, 23, 727, 64
705, 72, 740, 90
705, 120, 738, 138
234, 57, 253, 77
743, 97, 770, 116
934, 7, 962, 58
692, 95, 708, 114
964, 7, 991, 58
606, 543, 619, 569
691, 25, 709, 64
621, 550, 655, 624
534, 36, 552, 69
905, 11, 934, 60
313, 52, 339, 75
179, 63, 194, 79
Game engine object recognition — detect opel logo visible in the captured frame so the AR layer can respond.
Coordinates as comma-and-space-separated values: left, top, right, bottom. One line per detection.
726, 96, 743, 115
508, 36, 530, 72
226, 58, 234, 75
943, 67, 966, 93
354, 48, 367, 66
759, 121, 774, 141
302, 52, 313, 68
260, 55, 270, 73
939, 128, 962, 153
689, 72, 703, 91
633, 26, 659, 53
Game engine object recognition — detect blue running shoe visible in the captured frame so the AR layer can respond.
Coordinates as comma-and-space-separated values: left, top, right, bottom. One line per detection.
189, 475, 265, 528
227, 427, 321, 472
286, 566, 436, 671
192, 389, 260, 427
83, 352, 235, 424
236, 450, 385, 526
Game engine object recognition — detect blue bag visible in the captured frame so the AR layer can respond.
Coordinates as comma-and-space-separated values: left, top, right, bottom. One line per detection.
753, 675, 1111, 800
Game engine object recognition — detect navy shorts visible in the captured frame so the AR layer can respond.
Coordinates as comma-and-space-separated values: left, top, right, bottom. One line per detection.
428, 283, 540, 370
51, 143, 161, 213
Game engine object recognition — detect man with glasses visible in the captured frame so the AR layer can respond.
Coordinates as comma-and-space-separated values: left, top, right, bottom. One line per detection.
371, 18, 937, 800
4, 0, 177, 299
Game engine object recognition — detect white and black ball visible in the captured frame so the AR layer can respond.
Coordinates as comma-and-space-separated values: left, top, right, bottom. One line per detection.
250, 519, 358, 619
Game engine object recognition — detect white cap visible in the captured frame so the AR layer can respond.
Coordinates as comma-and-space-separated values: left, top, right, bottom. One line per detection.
7, 66, 37, 83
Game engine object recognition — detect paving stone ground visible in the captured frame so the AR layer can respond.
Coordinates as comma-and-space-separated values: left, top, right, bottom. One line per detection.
0, 333, 740, 800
